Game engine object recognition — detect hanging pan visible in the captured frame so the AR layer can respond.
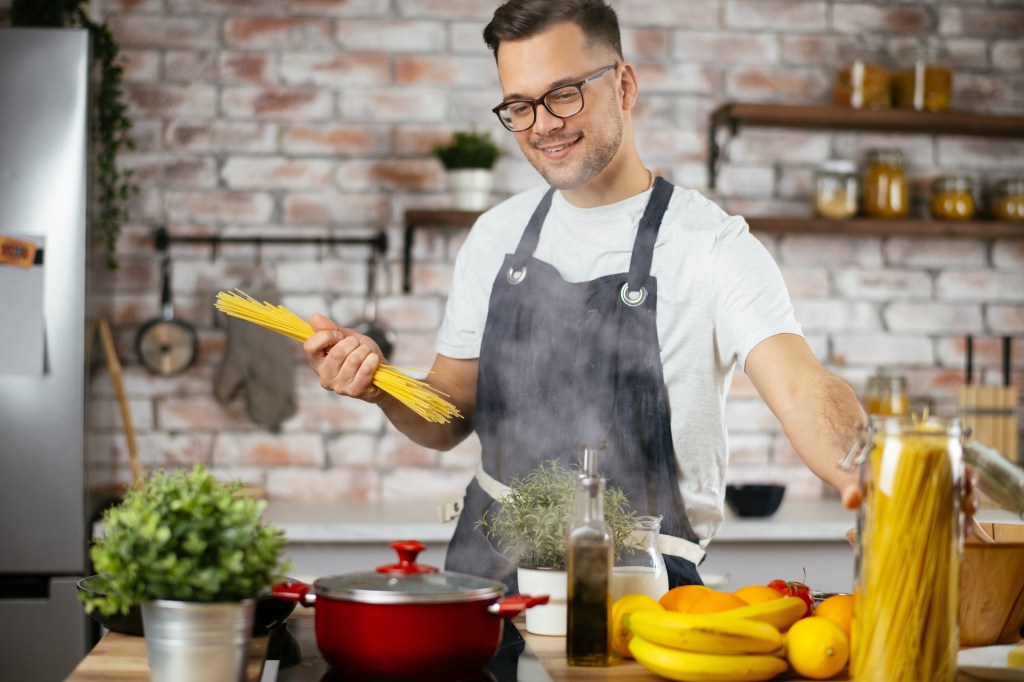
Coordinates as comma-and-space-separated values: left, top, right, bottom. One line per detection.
351, 250, 396, 359
135, 255, 198, 376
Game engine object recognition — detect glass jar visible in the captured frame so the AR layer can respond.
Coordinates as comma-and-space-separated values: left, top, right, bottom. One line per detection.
863, 149, 909, 218
863, 369, 908, 416
845, 417, 963, 682
834, 37, 891, 110
991, 178, 1024, 222
930, 176, 976, 220
609, 515, 669, 602
814, 160, 859, 219
893, 40, 953, 112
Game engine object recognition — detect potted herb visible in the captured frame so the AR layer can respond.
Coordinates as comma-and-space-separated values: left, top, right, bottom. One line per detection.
82, 465, 288, 682
433, 129, 502, 211
477, 459, 638, 635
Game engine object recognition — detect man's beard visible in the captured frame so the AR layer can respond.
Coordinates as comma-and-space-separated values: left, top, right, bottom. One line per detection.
526, 105, 624, 190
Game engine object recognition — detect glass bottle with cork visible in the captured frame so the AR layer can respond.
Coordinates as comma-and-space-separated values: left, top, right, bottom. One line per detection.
566, 445, 612, 667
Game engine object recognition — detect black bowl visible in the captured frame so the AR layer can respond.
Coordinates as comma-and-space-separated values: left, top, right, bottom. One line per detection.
76, 575, 297, 637
725, 483, 786, 518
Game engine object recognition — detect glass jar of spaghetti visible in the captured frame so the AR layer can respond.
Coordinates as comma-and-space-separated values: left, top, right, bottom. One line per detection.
843, 417, 964, 682
834, 37, 891, 110
930, 176, 976, 220
991, 178, 1024, 222
863, 149, 909, 218
893, 40, 953, 112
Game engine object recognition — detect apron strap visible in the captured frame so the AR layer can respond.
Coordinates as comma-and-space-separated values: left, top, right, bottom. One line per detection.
626, 176, 674, 291
459, 466, 706, 566
512, 187, 556, 261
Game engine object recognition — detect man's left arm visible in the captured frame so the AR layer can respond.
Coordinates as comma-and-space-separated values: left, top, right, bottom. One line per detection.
743, 333, 865, 508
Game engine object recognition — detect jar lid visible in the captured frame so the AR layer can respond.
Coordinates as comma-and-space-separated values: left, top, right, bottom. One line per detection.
866, 148, 904, 165
932, 175, 975, 192
314, 541, 505, 604
819, 159, 858, 174
994, 178, 1024, 194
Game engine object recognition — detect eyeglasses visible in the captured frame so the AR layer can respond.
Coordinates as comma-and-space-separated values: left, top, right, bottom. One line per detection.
491, 64, 618, 132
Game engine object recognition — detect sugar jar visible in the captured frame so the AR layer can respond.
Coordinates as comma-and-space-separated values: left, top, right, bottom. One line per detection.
814, 160, 859, 219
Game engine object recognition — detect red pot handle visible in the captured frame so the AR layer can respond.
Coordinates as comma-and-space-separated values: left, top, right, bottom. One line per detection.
487, 593, 550, 619
270, 578, 316, 607
376, 540, 440, 575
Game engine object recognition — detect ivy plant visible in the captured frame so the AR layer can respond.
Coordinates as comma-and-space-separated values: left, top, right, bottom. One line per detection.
12, 0, 137, 269
82, 465, 289, 616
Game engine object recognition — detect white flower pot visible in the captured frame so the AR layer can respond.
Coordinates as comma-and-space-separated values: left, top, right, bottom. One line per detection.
517, 567, 567, 636
446, 168, 494, 211
142, 599, 255, 682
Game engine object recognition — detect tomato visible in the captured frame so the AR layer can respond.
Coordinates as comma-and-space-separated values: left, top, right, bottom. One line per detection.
767, 579, 814, 617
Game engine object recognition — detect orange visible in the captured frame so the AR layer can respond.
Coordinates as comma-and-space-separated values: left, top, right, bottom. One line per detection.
814, 594, 854, 640
687, 590, 748, 614
733, 584, 784, 605
658, 584, 714, 612
610, 594, 663, 658
785, 616, 849, 680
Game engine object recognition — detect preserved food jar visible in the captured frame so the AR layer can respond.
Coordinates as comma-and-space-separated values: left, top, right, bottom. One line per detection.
834, 37, 891, 110
863, 149, 909, 218
893, 40, 953, 112
814, 160, 859, 219
864, 369, 908, 416
609, 516, 668, 602
843, 417, 964, 682
930, 176, 976, 220
991, 178, 1024, 222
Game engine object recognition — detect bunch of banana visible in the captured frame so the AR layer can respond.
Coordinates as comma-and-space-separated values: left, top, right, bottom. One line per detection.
625, 597, 808, 682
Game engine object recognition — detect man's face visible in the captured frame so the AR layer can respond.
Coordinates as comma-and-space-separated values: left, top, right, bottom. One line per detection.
495, 22, 624, 191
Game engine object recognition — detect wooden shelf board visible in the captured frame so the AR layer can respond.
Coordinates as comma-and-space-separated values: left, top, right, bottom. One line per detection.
748, 217, 1024, 239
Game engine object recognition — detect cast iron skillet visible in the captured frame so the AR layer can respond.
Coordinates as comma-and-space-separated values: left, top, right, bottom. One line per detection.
135, 255, 198, 376
351, 252, 396, 359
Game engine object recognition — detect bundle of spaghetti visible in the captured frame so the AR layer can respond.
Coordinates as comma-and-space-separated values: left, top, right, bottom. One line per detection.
214, 290, 462, 424
851, 424, 959, 681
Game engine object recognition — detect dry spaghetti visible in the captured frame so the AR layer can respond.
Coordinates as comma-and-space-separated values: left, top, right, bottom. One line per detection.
851, 417, 960, 682
214, 290, 462, 424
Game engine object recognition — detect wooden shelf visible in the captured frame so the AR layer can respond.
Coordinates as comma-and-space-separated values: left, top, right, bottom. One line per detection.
747, 217, 1024, 240
707, 103, 1024, 189
402, 209, 481, 292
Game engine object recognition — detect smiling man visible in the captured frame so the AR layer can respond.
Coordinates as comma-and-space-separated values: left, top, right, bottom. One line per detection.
304, 0, 870, 590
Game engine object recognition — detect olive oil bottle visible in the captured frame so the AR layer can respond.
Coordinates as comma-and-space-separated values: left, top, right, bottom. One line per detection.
566, 448, 611, 666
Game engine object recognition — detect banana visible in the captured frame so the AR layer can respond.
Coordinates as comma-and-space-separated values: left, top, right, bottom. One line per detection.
626, 609, 783, 654
629, 635, 789, 682
724, 596, 807, 631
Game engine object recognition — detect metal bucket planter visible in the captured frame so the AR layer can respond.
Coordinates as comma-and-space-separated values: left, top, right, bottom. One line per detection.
141, 599, 255, 682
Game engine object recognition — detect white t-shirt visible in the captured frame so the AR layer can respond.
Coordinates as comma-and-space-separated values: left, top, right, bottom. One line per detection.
436, 184, 802, 547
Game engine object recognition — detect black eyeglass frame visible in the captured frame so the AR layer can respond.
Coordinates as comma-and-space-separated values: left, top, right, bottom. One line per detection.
491, 63, 619, 132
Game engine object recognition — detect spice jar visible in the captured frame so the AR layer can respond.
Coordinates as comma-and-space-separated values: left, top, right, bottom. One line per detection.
843, 417, 964, 682
609, 516, 668, 603
991, 178, 1024, 222
864, 369, 908, 416
893, 40, 953, 112
930, 176, 976, 220
814, 160, 859, 219
834, 37, 891, 110
863, 149, 909, 218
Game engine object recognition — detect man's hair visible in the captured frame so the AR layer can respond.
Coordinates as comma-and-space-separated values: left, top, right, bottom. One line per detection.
483, 0, 623, 61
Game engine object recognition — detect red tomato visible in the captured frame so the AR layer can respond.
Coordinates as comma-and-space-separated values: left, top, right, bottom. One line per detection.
767, 579, 814, 617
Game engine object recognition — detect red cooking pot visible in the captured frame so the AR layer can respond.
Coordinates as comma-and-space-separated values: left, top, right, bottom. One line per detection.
272, 540, 548, 679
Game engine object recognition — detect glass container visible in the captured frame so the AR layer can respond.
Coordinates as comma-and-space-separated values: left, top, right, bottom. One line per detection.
566, 457, 611, 667
834, 37, 891, 110
844, 417, 963, 682
991, 178, 1024, 223
863, 149, 909, 218
930, 176, 976, 221
893, 40, 953, 112
609, 516, 668, 602
863, 369, 908, 416
815, 160, 860, 219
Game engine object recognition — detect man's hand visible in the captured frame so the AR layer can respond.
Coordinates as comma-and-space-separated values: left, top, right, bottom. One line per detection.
302, 313, 385, 403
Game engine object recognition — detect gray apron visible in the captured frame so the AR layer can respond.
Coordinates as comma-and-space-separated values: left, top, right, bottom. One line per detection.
445, 177, 704, 592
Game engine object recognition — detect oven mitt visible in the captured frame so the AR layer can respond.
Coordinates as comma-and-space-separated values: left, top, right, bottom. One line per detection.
214, 298, 297, 430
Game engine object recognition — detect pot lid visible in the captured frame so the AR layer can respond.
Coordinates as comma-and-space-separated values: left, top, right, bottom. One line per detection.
315, 541, 506, 604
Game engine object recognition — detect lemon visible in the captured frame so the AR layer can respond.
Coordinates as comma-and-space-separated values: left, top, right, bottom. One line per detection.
785, 616, 849, 680
610, 594, 663, 658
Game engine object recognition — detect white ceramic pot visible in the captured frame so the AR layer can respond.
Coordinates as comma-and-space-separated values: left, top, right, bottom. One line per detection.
141, 599, 255, 682
517, 567, 567, 636
446, 168, 494, 211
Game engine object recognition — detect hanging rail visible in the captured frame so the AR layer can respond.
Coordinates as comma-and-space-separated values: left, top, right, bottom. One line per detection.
153, 226, 387, 259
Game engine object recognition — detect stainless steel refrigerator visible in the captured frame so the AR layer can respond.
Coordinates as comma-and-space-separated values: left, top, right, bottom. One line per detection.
0, 27, 99, 681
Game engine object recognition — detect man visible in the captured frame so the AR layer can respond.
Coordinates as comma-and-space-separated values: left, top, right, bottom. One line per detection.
304, 0, 874, 589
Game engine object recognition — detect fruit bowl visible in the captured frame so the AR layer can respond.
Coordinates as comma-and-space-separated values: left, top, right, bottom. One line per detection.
725, 484, 786, 518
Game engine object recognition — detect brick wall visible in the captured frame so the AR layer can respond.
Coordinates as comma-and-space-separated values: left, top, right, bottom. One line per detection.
56, 0, 1024, 501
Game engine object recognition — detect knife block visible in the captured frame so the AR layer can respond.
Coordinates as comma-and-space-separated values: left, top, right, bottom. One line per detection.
957, 385, 1019, 465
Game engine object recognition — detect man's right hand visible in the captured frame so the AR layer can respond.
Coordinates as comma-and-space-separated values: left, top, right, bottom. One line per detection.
302, 313, 386, 403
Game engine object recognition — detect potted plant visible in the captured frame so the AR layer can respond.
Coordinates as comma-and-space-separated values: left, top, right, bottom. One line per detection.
81, 465, 288, 682
433, 129, 502, 211
477, 459, 638, 635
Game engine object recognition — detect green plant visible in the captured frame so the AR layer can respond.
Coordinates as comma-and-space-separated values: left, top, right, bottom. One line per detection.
434, 130, 502, 170
477, 459, 638, 570
13, 0, 137, 270
82, 465, 289, 616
